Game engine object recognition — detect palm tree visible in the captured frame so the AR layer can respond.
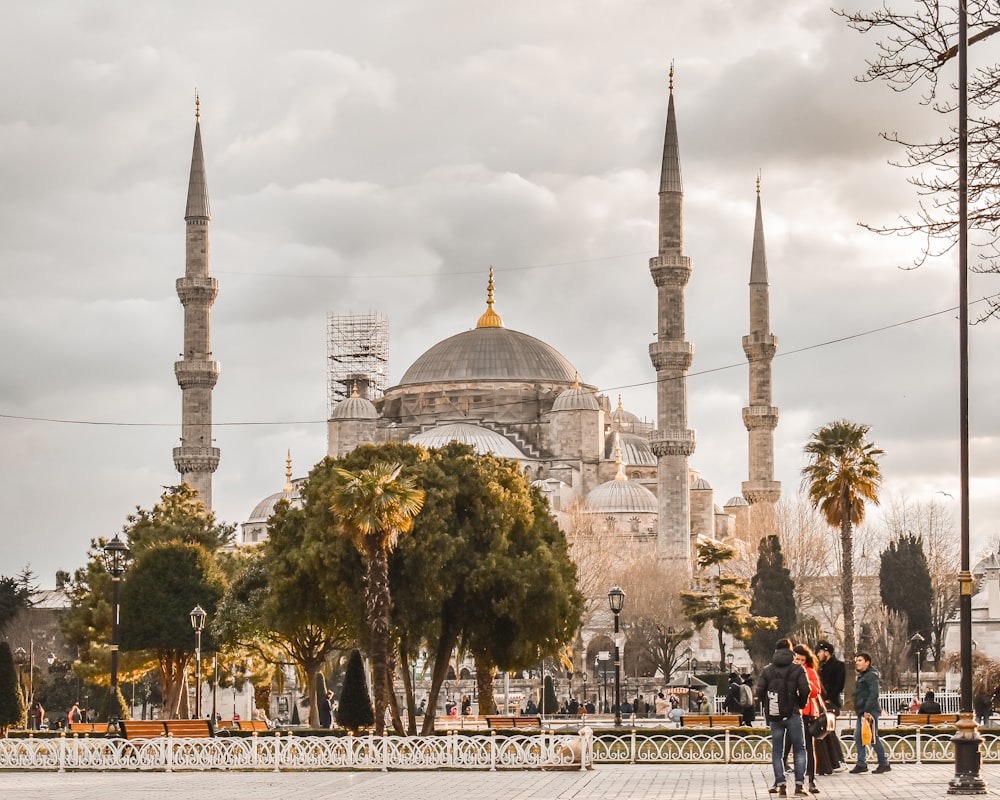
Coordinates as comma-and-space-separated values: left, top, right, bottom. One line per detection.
801, 420, 883, 706
331, 462, 425, 735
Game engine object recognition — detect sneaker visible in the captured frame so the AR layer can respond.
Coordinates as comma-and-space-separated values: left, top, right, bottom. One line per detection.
769, 786, 780, 794
832, 765, 848, 773
809, 782, 820, 794
849, 765, 868, 774
794, 785, 809, 797
873, 764, 891, 774
777, 785, 787, 797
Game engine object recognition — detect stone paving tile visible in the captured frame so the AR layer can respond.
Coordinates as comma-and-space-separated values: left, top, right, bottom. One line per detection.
4, 763, 1000, 800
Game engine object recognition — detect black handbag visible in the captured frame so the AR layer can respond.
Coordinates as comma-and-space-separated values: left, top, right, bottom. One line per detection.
809, 697, 835, 740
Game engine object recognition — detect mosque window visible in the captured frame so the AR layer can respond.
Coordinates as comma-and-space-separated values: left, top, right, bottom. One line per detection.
605, 516, 617, 531
628, 516, 641, 533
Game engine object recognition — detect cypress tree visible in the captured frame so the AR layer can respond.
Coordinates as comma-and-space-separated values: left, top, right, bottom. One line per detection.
541, 675, 558, 716
880, 534, 933, 638
336, 649, 374, 733
748, 535, 798, 665
0, 641, 26, 736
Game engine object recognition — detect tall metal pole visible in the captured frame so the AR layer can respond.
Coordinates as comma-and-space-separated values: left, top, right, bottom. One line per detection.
110, 576, 121, 706
613, 611, 622, 727
949, 1, 986, 791
194, 628, 202, 720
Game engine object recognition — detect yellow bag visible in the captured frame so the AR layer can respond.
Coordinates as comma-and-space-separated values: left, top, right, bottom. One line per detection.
861, 716, 874, 746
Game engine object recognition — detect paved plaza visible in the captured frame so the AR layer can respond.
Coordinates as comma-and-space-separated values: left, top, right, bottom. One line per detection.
4, 763, 1000, 800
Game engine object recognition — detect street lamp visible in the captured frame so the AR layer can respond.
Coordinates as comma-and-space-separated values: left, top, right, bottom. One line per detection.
102, 534, 129, 720
911, 632, 926, 698
727, 652, 735, 673
608, 585, 625, 726
189, 605, 207, 720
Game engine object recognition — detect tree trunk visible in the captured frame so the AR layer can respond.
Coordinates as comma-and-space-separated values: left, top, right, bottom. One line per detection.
159, 650, 189, 719
717, 626, 727, 673
365, 539, 391, 736
419, 625, 460, 735
399, 644, 417, 734
474, 655, 497, 716
304, 660, 321, 728
840, 486, 857, 709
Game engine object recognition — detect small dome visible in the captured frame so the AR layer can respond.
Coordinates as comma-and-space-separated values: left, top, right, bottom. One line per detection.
610, 395, 640, 429
553, 384, 599, 411
605, 433, 656, 466
692, 478, 712, 490
331, 395, 378, 420
724, 496, 749, 508
585, 479, 658, 514
247, 487, 301, 524
409, 422, 525, 460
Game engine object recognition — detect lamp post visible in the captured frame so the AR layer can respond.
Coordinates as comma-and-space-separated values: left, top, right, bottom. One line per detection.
102, 534, 129, 720
582, 670, 588, 710
911, 632, 926, 698
727, 652, 735, 673
681, 646, 693, 713
608, 585, 625, 726
189, 605, 207, 720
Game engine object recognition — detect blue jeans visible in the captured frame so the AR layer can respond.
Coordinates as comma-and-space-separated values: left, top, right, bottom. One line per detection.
770, 715, 806, 785
854, 712, 888, 768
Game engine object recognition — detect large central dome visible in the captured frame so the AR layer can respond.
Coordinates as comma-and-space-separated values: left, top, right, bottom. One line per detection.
399, 326, 578, 386
396, 268, 578, 387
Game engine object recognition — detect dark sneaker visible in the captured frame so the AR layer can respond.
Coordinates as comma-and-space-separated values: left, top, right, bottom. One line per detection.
778, 785, 787, 797
809, 783, 820, 794
849, 765, 868, 774
873, 764, 891, 774
769, 786, 780, 794
794, 785, 809, 797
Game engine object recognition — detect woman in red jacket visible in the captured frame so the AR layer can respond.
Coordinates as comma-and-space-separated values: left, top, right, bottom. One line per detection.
793, 644, 822, 794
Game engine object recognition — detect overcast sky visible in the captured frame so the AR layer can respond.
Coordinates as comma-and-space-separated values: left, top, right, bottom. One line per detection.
1, 1, 997, 586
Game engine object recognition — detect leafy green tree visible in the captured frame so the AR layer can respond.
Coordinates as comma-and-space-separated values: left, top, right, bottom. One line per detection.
880, 534, 933, 642
680, 540, 776, 670
748, 535, 798, 667
0, 641, 26, 736
336, 649, 374, 733
802, 419, 884, 706
0, 574, 32, 635
214, 499, 355, 727
119, 542, 226, 717
331, 461, 425, 736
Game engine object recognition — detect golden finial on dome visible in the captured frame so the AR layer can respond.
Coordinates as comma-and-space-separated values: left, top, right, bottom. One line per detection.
476, 266, 505, 328
572, 372, 581, 390
613, 432, 627, 481
350, 382, 360, 398
284, 450, 293, 493
616, 394, 624, 412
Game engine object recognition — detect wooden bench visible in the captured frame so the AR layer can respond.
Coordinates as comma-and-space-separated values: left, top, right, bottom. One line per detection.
896, 713, 961, 727
485, 715, 542, 729
681, 714, 743, 728
234, 719, 270, 732
164, 719, 214, 737
67, 722, 108, 735
434, 715, 486, 731
118, 719, 214, 739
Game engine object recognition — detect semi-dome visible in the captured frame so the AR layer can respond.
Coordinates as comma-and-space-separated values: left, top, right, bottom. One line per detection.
586, 479, 658, 514
409, 422, 525, 460
552, 376, 599, 411
604, 432, 656, 466
396, 269, 578, 387
331, 393, 378, 420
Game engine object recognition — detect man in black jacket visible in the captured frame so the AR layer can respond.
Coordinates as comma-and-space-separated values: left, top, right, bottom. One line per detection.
757, 638, 811, 796
816, 642, 845, 714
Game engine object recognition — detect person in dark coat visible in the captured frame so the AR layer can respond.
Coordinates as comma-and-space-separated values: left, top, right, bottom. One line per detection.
318, 691, 333, 728
918, 691, 942, 714
724, 672, 744, 714
815, 642, 845, 773
741, 674, 757, 726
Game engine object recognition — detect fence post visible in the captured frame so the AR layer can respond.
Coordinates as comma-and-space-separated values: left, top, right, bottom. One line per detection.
273, 731, 281, 773
915, 728, 922, 765
382, 732, 389, 772
57, 732, 66, 773
165, 733, 173, 773
631, 729, 637, 764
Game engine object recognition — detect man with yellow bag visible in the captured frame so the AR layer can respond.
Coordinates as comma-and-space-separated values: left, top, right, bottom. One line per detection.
850, 652, 890, 774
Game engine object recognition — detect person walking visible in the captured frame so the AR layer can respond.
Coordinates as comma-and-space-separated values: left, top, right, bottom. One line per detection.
318, 691, 333, 729
741, 674, 757, 726
757, 638, 810, 797
793, 644, 822, 794
725, 673, 744, 715
851, 652, 890, 774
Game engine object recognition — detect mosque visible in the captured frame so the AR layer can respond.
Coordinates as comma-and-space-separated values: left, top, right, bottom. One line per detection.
175, 75, 782, 597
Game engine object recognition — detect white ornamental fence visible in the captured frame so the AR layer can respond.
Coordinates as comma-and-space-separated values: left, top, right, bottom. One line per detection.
1, 728, 999, 772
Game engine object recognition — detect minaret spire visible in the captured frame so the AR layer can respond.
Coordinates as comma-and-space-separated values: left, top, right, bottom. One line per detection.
742, 178, 781, 509
648, 66, 695, 572
173, 96, 221, 508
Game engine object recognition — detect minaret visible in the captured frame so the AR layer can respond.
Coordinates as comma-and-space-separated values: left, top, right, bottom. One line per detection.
648, 66, 695, 571
172, 96, 220, 508
741, 177, 781, 509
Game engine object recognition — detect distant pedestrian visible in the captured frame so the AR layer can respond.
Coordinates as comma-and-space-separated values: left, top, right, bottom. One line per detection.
318, 690, 333, 728
918, 691, 941, 715
851, 652, 890, 774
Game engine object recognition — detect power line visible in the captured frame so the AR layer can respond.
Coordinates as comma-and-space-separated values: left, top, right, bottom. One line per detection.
2, 294, 987, 430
